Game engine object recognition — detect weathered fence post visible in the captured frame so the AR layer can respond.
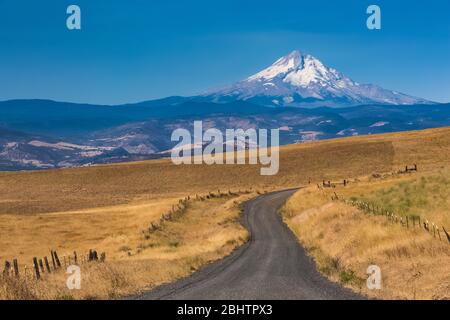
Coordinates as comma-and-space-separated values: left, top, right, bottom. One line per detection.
33, 257, 40, 280
38, 259, 45, 274
13, 259, 19, 278
3, 261, 11, 276
44, 257, 51, 273
443, 227, 450, 243
54, 251, 61, 268
74, 251, 78, 265
51, 250, 56, 270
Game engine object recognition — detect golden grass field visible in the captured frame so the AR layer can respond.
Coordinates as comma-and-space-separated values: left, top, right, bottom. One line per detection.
0, 193, 251, 299
282, 171, 450, 299
2, 126, 450, 299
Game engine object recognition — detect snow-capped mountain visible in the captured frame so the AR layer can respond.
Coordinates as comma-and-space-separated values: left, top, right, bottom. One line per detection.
202, 50, 431, 107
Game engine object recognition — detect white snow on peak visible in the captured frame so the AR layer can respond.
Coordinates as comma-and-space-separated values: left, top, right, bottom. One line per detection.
247, 50, 302, 81
247, 51, 352, 89
284, 54, 334, 87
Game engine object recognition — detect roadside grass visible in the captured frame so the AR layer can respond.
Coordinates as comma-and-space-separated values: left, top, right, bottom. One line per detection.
282, 175, 450, 300
0, 194, 250, 299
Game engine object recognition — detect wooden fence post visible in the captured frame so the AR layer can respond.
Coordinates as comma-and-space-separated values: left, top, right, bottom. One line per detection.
13, 259, 19, 278
54, 251, 61, 268
74, 251, 78, 265
38, 259, 45, 274
33, 257, 40, 280
44, 257, 51, 273
50, 250, 56, 270
3, 261, 11, 276
443, 227, 450, 243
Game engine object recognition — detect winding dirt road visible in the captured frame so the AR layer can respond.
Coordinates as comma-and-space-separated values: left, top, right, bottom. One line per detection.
135, 189, 364, 300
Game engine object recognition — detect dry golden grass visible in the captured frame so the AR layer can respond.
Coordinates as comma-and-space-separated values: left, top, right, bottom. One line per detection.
2, 126, 450, 299
282, 177, 450, 300
3, 126, 450, 215
0, 198, 177, 263
0, 193, 250, 299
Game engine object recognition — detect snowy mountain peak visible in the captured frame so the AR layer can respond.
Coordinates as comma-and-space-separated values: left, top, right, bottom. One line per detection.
203, 50, 432, 108
248, 50, 354, 89
247, 50, 303, 81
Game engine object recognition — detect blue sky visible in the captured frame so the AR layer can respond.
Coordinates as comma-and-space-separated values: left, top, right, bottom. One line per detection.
0, 0, 449, 104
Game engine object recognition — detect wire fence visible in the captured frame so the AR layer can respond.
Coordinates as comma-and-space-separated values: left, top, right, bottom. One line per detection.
143, 189, 255, 236
2, 249, 105, 281
332, 196, 450, 245
315, 164, 450, 245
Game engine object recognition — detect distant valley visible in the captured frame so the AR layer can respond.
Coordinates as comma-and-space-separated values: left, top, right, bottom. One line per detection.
0, 99, 448, 171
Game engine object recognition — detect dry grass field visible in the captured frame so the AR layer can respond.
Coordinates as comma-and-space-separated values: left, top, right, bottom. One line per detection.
2, 126, 450, 299
0, 193, 251, 299
282, 170, 450, 300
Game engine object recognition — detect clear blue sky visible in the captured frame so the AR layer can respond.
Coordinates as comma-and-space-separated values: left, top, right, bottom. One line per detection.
0, 0, 449, 104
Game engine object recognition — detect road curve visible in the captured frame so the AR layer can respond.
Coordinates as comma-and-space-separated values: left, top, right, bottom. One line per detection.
134, 189, 364, 300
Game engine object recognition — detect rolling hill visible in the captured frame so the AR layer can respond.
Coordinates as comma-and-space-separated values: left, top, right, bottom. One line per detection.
1, 98, 448, 171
